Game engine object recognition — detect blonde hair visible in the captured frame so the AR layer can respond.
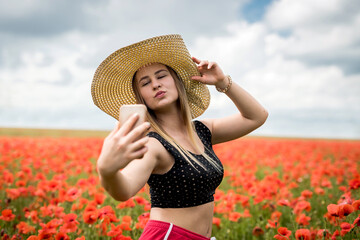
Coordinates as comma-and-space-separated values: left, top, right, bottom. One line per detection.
132, 65, 222, 172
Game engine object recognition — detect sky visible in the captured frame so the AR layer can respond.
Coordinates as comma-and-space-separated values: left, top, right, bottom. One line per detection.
0, 0, 359, 139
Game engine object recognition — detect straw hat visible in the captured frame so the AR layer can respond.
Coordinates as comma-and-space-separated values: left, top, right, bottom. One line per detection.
91, 34, 210, 120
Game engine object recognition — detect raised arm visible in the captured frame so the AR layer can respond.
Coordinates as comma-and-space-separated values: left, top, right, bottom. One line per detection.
97, 115, 158, 201
191, 57, 268, 144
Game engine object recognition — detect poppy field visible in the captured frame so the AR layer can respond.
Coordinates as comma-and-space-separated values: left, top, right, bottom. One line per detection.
0, 135, 359, 239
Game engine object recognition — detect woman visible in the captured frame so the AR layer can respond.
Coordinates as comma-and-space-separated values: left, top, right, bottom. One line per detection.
91, 34, 268, 240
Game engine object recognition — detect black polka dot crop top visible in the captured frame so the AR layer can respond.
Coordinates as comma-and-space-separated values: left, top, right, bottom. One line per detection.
146, 120, 224, 208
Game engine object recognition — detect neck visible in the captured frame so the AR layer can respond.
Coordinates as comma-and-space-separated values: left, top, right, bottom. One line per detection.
154, 108, 187, 136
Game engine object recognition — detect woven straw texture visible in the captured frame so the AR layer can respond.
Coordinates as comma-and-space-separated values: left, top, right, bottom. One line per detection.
91, 34, 210, 120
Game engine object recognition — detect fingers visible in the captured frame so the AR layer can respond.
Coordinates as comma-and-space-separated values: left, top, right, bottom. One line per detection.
129, 136, 149, 152
126, 122, 151, 143
128, 136, 149, 159
115, 113, 140, 137
199, 60, 209, 68
192, 56, 201, 64
208, 62, 215, 69
191, 75, 206, 84
129, 145, 148, 160
192, 57, 216, 70
108, 121, 121, 138
192, 57, 209, 67
201, 61, 216, 69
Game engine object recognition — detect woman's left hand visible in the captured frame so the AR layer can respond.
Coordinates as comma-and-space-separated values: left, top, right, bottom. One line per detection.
191, 57, 228, 89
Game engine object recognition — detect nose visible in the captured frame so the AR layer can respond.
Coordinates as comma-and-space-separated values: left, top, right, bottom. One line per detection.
151, 79, 161, 90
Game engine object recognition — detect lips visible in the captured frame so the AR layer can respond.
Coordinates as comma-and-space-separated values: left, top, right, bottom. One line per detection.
155, 91, 166, 98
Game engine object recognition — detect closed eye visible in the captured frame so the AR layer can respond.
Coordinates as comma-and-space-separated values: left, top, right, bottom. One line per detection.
142, 81, 150, 86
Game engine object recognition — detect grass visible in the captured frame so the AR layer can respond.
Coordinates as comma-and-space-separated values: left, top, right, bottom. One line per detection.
0, 127, 109, 138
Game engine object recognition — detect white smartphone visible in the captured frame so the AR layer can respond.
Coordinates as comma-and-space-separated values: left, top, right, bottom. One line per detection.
119, 104, 147, 129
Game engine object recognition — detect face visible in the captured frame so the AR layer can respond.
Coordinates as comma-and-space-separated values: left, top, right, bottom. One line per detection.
134, 63, 179, 112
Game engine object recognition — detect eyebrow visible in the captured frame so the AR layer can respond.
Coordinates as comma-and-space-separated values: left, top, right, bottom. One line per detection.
138, 69, 168, 83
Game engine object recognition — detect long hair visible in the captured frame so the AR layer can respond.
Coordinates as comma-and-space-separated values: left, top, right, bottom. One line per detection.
132, 65, 222, 172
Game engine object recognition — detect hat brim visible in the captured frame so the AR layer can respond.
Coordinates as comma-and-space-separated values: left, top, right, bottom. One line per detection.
91, 34, 210, 120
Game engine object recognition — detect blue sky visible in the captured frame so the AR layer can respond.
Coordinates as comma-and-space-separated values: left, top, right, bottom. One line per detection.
0, 0, 359, 139
242, 0, 273, 23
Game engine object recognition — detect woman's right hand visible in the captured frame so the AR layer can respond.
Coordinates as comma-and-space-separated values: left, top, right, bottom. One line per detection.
97, 114, 151, 177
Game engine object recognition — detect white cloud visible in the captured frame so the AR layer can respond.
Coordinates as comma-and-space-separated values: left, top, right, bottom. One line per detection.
265, 0, 358, 30
189, 0, 360, 139
0, 0, 50, 18
191, 22, 360, 111
264, 0, 360, 75
0, 0, 359, 138
190, 21, 268, 77
244, 55, 360, 110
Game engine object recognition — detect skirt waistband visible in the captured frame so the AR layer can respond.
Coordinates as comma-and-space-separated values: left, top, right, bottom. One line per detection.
146, 219, 211, 240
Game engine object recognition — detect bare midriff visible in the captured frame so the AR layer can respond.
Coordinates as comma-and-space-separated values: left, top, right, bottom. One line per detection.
149, 201, 214, 238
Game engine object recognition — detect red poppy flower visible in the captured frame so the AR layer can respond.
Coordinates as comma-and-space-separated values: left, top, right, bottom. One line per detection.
212, 217, 221, 228
16, 221, 36, 234
314, 187, 324, 195
340, 222, 352, 236
352, 200, 360, 211
98, 206, 119, 222
93, 193, 106, 205
277, 199, 290, 206
83, 210, 98, 224
118, 221, 132, 231
349, 177, 360, 190
84, 203, 97, 212
117, 199, 136, 209
271, 211, 282, 221
0, 209, 15, 221
26, 236, 39, 240
122, 215, 132, 223
107, 223, 123, 237
229, 212, 242, 222
252, 226, 264, 236
327, 203, 354, 218
295, 229, 311, 240
55, 232, 70, 240
38, 225, 57, 240
266, 219, 277, 229
331, 230, 340, 239
134, 196, 149, 205
296, 214, 311, 226
47, 180, 61, 192
5, 188, 20, 200
64, 187, 81, 202
327, 204, 340, 217
274, 227, 292, 240
135, 213, 150, 229
300, 190, 313, 199
294, 200, 311, 215
353, 216, 360, 227
339, 204, 354, 217
60, 213, 79, 233
316, 229, 331, 239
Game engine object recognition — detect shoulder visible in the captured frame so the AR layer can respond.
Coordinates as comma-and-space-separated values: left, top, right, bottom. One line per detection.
145, 136, 164, 159
194, 119, 213, 134
145, 133, 173, 170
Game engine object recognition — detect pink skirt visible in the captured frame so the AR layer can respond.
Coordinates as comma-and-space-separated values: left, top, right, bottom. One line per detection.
139, 219, 215, 240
